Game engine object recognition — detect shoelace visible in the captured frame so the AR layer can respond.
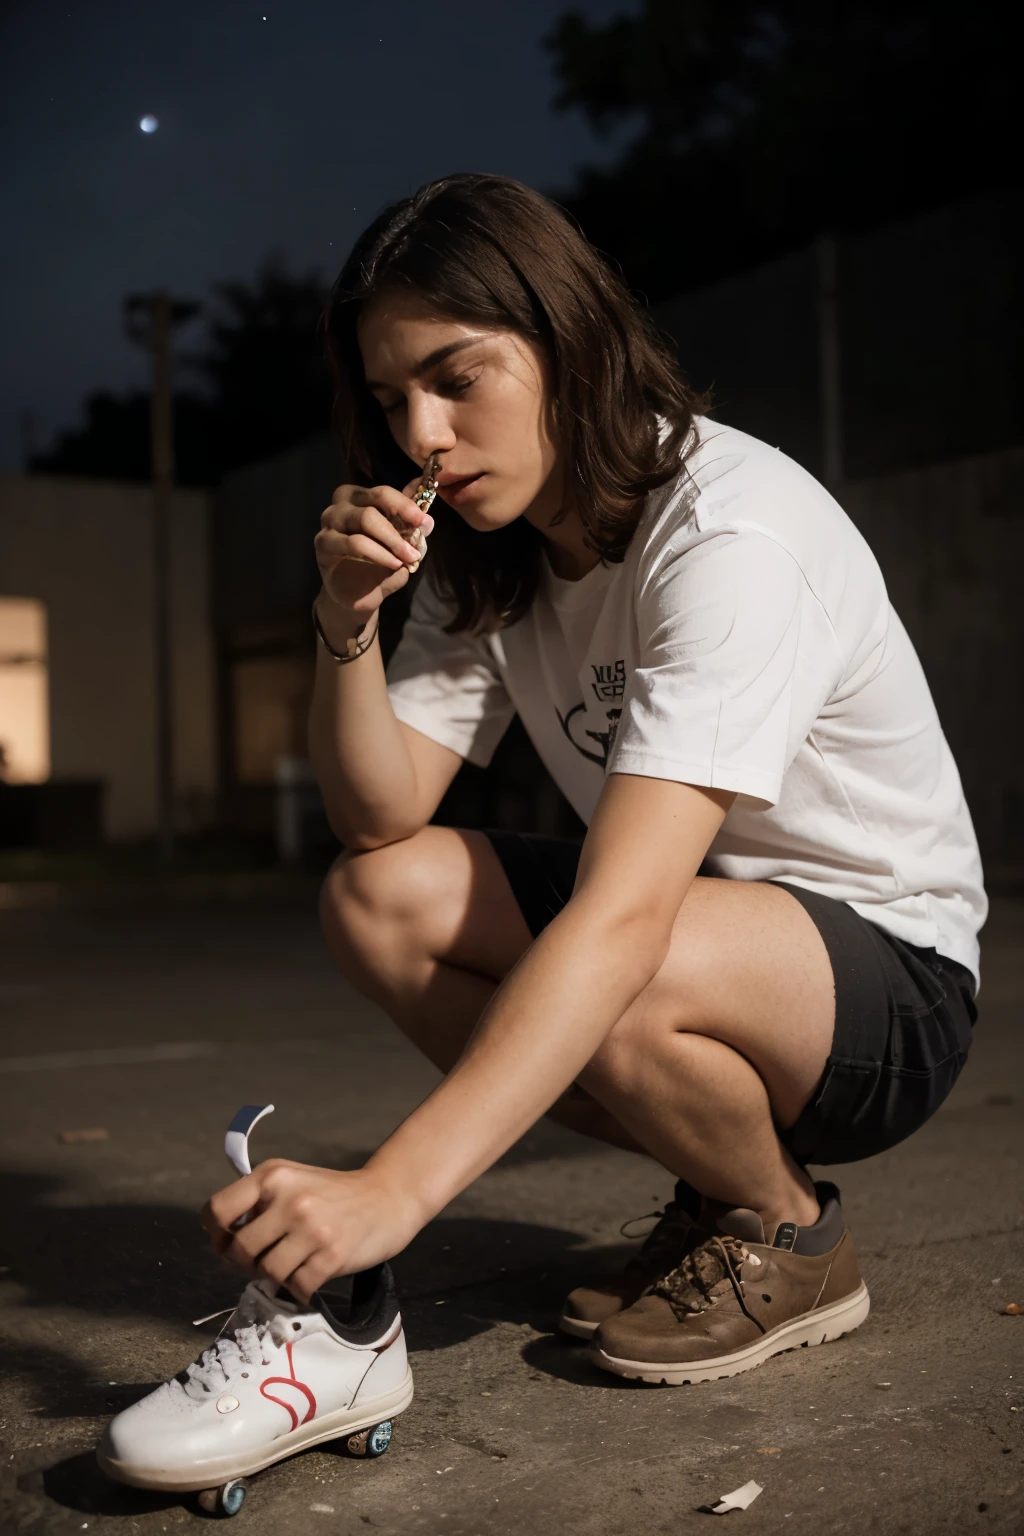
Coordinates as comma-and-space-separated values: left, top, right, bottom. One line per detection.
647, 1232, 751, 1319
621, 1199, 700, 1276
181, 1282, 292, 1396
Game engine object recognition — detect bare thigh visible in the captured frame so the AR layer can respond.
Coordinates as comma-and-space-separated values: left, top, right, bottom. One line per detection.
375, 826, 535, 981
332, 828, 834, 1129
611, 877, 835, 1128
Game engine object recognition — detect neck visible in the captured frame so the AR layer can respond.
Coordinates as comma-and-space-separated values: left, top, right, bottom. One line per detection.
526, 505, 602, 582
520, 455, 602, 581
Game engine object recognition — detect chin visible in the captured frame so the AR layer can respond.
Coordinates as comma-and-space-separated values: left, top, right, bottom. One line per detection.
447, 500, 521, 535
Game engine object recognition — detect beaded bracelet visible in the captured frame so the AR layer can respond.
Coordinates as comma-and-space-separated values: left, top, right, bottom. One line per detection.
312, 601, 380, 663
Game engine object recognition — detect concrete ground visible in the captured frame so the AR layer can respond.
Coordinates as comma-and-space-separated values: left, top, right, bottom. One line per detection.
0, 883, 1021, 1536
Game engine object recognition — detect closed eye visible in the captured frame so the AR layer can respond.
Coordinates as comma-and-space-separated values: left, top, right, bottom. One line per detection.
374, 369, 479, 415
435, 371, 478, 399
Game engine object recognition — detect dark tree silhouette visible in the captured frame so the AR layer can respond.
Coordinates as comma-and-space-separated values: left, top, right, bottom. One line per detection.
187, 256, 332, 473
546, 0, 1019, 299
30, 389, 217, 486
33, 258, 332, 485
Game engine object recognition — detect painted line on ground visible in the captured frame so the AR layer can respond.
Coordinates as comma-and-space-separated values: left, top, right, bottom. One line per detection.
0, 1041, 220, 1073
0, 1038, 339, 1073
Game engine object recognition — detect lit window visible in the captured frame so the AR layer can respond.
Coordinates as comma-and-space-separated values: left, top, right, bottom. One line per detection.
0, 598, 50, 783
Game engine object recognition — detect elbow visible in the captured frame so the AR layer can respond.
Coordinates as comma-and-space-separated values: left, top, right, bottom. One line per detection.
568, 897, 675, 982
337, 819, 427, 854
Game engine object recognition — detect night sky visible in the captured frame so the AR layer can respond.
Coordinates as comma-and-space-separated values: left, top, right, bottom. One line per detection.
0, 0, 638, 471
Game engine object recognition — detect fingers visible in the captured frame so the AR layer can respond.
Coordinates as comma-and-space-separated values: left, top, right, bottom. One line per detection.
223, 1203, 290, 1270
205, 1169, 265, 1235
333, 482, 435, 533
287, 1250, 345, 1306
315, 527, 407, 572
254, 1233, 318, 1298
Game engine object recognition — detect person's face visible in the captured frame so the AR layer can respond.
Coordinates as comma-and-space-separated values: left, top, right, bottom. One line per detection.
358, 290, 562, 532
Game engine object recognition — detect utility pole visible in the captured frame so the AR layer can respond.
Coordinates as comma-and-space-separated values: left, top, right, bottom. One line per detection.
816, 234, 844, 490
125, 291, 200, 861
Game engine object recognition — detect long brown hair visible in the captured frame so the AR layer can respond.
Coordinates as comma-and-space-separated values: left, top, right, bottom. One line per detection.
323, 173, 705, 633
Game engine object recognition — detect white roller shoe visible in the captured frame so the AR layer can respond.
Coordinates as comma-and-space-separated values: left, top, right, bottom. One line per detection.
96, 1105, 412, 1516
97, 1266, 412, 1507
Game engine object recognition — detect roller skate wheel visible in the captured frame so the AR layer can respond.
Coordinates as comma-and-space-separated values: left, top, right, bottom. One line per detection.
198, 1478, 248, 1516
346, 1419, 393, 1458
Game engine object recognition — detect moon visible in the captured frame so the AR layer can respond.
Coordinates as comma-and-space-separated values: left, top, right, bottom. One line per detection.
139, 115, 159, 134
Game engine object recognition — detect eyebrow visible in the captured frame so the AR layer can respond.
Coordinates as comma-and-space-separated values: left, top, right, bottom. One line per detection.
364, 338, 481, 393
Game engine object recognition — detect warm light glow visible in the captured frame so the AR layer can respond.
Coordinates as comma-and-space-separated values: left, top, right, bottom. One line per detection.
0, 598, 50, 783
233, 655, 312, 784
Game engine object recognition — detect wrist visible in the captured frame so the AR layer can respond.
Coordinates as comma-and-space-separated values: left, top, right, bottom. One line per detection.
314, 591, 377, 655
363, 1144, 439, 1235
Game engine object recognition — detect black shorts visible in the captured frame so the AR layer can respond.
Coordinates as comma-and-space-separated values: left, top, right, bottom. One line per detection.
485, 829, 978, 1167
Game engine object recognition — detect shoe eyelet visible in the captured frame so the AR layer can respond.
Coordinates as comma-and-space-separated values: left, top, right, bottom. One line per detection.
292, 1322, 301, 1332
762, 1293, 772, 1303
241, 1372, 248, 1378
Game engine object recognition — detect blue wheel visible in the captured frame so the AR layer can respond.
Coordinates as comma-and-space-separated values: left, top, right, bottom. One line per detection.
365, 1420, 393, 1458
218, 1479, 247, 1516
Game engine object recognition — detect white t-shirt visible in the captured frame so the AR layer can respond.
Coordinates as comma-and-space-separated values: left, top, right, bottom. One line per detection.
387, 419, 986, 982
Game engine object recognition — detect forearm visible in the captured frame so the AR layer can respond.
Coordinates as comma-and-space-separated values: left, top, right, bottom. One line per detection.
367, 896, 670, 1221
307, 595, 420, 848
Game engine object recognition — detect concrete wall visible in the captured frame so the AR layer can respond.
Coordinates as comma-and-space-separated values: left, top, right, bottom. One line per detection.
0, 474, 216, 839
843, 446, 1024, 874
655, 186, 1023, 483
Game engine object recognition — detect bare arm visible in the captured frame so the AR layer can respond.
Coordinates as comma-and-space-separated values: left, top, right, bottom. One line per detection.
367, 774, 734, 1219
206, 774, 735, 1294
307, 480, 462, 850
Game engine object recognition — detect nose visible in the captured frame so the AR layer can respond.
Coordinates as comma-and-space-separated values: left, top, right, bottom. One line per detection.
405, 388, 457, 468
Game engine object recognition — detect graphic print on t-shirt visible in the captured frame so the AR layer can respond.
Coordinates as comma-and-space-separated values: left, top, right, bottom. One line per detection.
385, 420, 986, 980
556, 658, 627, 768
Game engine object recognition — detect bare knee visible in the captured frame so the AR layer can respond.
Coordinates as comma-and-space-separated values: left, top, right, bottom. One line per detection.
579, 983, 701, 1099
319, 831, 445, 991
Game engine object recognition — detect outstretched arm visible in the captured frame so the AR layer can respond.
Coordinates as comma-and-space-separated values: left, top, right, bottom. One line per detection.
204, 774, 733, 1299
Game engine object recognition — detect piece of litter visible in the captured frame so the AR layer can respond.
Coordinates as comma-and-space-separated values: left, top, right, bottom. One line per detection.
58, 1127, 109, 1144
1004, 1303, 1022, 1315
876, 1381, 892, 1389
309, 1504, 335, 1514
435, 1299, 447, 1306
757, 1447, 782, 1454
706, 1480, 763, 1515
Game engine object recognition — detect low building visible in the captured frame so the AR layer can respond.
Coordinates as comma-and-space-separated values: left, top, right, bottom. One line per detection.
0, 473, 216, 842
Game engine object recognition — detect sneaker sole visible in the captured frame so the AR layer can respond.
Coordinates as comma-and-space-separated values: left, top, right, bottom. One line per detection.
558, 1312, 601, 1340
592, 1282, 870, 1385
97, 1368, 415, 1492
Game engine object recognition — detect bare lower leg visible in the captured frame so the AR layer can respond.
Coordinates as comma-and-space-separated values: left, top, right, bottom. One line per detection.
328, 928, 815, 1219
321, 841, 828, 1229
321, 905, 646, 1155
581, 1029, 819, 1229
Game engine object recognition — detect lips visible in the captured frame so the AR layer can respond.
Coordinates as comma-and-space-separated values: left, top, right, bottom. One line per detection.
436, 470, 482, 489
436, 471, 485, 503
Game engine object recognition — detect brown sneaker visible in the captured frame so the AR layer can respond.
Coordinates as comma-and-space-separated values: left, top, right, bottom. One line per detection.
559, 1182, 705, 1340
591, 1182, 869, 1383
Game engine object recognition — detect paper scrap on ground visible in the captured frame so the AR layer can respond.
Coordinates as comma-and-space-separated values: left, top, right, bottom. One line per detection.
710, 1480, 763, 1515
58, 1127, 109, 1143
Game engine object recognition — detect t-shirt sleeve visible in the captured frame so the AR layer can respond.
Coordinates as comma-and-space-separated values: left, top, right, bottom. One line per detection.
608, 528, 837, 807
385, 575, 516, 768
